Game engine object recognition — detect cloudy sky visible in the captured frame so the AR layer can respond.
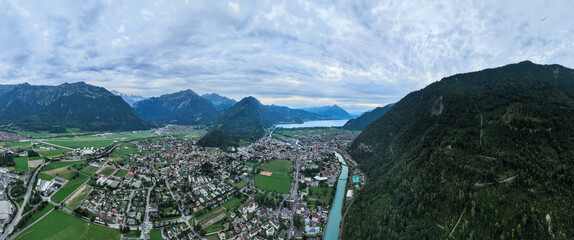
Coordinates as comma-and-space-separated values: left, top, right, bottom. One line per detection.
1, 0, 573, 113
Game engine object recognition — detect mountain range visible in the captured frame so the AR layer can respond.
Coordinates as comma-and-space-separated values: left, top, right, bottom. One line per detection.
343, 103, 394, 131
132, 90, 219, 125
110, 90, 149, 106
302, 105, 352, 119
198, 96, 335, 148
201, 93, 237, 110
343, 61, 574, 239
0, 82, 154, 132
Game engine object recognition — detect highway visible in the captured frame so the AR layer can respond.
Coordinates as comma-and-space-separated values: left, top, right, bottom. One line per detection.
1, 162, 46, 240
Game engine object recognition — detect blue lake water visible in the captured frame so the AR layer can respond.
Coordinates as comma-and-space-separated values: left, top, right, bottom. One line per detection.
323, 152, 348, 240
275, 119, 349, 128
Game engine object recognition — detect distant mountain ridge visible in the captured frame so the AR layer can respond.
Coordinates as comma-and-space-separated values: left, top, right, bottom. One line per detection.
133, 90, 218, 125
201, 93, 237, 110
110, 90, 149, 106
198, 96, 332, 148
0, 82, 154, 132
302, 104, 352, 119
343, 103, 394, 130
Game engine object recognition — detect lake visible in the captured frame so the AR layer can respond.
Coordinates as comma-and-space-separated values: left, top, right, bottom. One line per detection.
275, 119, 349, 128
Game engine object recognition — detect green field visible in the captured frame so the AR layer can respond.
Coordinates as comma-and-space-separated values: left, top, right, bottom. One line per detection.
22, 204, 55, 228
38, 173, 55, 181
222, 196, 246, 212
308, 186, 335, 206
67, 185, 93, 210
115, 169, 129, 178
254, 174, 292, 194
16, 210, 120, 240
13, 157, 29, 172
45, 140, 115, 149
99, 167, 115, 176
0, 141, 30, 149
259, 160, 293, 173
150, 229, 162, 240
35, 147, 68, 158
233, 180, 248, 189
51, 174, 89, 203
79, 166, 99, 176
42, 161, 83, 172
254, 160, 294, 194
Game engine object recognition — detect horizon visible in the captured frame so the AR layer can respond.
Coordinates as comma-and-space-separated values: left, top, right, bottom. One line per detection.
1, 1, 573, 113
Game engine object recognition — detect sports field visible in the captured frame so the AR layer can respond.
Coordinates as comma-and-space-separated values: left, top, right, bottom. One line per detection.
254, 160, 293, 194
16, 210, 120, 240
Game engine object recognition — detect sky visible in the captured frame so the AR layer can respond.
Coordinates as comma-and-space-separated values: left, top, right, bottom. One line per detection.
1, 0, 573, 113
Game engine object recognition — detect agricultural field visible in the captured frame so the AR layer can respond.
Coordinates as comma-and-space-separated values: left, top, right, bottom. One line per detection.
0, 141, 31, 150
196, 206, 229, 230
41, 161, 83, 172
254, 160, 293, 194
51, 174, 89, 203
65, 185, 93, 210
16, 210, 120, 240
98, 167, 116, 177
38, 173, 55, 181
13, 157, 29, 172
258, 160, 293, 173
79, 166, 99, 176
22, 204, 55, 228
44, 140, 115, 149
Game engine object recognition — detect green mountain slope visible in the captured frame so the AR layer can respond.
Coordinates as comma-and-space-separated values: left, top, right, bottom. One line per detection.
0, 82, 154, 132
133, 90, 218, 125
343, 103, 394, 131
344, 61, 574, 239
198, 96, 324, 147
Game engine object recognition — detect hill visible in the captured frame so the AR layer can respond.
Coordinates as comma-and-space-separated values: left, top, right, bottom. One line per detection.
343, 103, 394, 131
302, 105, 352, 119
199, 96, 322, 148
344, 61, 574, 239
0, 82, 154, 132
201, 93, 237, 110
133, 90, 218, 125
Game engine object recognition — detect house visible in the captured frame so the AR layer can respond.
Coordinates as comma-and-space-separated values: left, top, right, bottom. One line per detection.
346, 190, 353, 200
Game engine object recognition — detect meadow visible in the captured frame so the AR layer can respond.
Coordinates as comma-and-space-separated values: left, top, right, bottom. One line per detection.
16, 210, 120, 240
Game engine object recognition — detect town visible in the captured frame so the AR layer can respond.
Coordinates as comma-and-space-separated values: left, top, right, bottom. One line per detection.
0, 127, 362, 240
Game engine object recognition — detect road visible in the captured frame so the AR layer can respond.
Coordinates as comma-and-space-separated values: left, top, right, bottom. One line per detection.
141, 179, 156, 240
287, 156, 300, 239
2, 162, 46, 240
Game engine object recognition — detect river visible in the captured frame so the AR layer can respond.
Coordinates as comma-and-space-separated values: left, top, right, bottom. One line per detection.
323, 152, 348, 240
275, 119, 349, 128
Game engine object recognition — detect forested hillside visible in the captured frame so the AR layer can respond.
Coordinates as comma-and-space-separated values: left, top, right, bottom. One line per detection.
344, 61, 574, 239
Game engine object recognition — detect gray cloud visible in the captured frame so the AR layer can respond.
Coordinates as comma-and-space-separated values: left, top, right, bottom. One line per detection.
0, 0, 573, 112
